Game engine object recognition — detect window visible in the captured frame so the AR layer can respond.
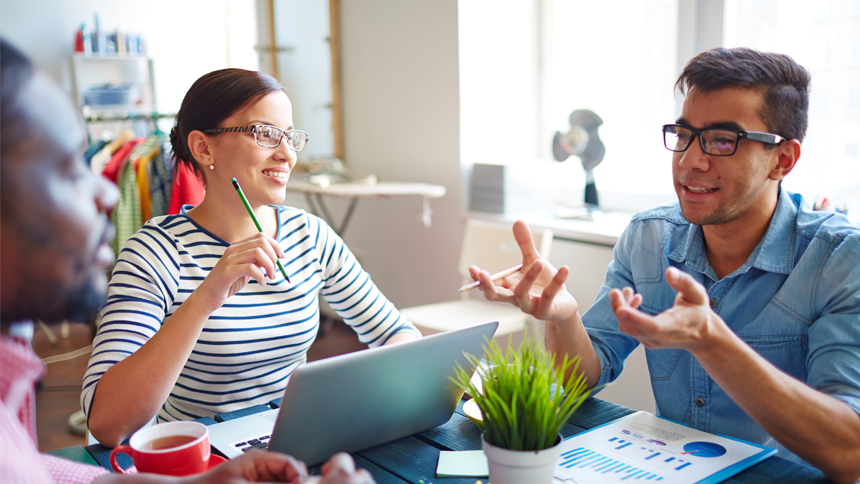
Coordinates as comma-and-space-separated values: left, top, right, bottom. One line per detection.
724, 0, 860, 214
460, 0, 859, 218
543, 0, 680, 203
459, 0, 682, 215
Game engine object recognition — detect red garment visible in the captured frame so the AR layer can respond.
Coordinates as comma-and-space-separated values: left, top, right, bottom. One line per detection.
0, 331, 109, 483
101, 138, 144, 184
167, 162, 206, 215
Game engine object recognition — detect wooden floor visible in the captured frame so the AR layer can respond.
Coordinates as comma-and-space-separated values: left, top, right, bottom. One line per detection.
32, 316, 365, 452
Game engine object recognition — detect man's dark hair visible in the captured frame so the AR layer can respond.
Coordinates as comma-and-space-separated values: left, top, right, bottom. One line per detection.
1, 39, 34, 156
0, 38, 35, 216
676, 47, 810, 143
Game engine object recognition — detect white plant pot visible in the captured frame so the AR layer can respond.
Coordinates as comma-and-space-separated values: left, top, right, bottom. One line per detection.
481, 433, 562, 484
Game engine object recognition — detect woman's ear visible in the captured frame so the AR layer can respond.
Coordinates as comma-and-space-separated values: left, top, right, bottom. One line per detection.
187, 130, 215, 168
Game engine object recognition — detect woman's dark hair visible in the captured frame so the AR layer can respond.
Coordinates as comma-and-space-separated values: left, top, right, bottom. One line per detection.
676, 47, 810, 143
169, 68, 286, 183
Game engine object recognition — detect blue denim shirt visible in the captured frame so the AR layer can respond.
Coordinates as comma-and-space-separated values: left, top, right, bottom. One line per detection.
583, 189, 860, 464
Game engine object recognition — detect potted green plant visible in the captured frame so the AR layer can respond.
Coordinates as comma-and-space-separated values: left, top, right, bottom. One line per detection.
452, 333, 592, 484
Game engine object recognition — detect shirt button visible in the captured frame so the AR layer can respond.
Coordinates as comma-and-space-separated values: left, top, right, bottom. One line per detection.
696, 397, 705, 407
709, 298, 716, 309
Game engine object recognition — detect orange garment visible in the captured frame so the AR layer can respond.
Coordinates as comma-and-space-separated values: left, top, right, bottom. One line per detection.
135, 147, 161, 222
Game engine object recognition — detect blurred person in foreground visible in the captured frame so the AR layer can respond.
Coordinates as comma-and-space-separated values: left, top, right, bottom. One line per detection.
0, 38, 374, 484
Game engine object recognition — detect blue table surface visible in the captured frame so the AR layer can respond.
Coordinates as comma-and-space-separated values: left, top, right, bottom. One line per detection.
84, 397, 834, 483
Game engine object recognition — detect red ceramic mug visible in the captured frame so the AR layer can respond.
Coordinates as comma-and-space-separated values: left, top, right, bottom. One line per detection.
110, 421, 210, 476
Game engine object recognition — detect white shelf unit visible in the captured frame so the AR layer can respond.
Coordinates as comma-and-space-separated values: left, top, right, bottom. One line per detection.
71, 54, 157, 115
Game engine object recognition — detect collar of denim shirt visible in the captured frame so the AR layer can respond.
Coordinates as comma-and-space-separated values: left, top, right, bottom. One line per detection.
669, 188, 798, 281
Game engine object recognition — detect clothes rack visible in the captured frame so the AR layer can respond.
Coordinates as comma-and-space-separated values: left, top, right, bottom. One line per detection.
82, 110, 176, 136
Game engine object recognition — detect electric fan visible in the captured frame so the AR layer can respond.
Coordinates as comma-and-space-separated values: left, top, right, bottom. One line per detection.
552, 109, 605, 209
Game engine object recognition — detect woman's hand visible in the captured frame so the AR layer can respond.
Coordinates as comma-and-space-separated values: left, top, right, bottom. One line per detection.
194, 232, 287, 312
468, 220, 579, 324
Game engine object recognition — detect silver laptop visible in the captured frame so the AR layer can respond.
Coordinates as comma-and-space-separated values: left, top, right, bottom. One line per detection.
208, 321, 497, 465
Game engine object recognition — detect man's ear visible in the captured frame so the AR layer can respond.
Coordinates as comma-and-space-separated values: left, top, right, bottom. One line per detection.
187, 130, 215, 168
769, 139, 801, 181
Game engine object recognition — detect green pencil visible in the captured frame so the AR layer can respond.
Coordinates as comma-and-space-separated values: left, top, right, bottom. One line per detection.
231, 177, 290, 283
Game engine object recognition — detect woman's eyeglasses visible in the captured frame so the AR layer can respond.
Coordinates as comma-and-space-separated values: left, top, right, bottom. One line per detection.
203, 125, 309, 151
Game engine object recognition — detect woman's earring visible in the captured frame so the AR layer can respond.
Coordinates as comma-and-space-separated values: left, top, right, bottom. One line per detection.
209, 164, 215, 170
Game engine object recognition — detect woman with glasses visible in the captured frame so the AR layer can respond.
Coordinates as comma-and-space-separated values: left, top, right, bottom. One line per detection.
83, 69, 421, 447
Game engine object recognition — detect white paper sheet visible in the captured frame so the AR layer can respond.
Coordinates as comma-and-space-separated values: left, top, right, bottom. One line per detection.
554, 411, 775, 484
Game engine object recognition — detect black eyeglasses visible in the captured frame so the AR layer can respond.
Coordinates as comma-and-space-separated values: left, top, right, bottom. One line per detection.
203, 125, 309, 151
662, 124, 785, 156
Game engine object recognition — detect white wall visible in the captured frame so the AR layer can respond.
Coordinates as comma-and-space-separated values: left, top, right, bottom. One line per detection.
0, 0, 257, 114
459, 0, 540, 167
269, 0, 335, 160
296, 0, 464, 309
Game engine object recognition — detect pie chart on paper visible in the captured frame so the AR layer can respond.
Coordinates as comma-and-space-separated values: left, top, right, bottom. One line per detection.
682, 441, 727, 458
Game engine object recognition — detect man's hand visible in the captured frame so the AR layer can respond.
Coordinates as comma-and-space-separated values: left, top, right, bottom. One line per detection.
316, 453, 375, 484
188, 452, 375, 484
94, 452, 375, 484
609, 267, 717, 351
468, 220, 579, 323
610, 267, 860, 483
186, 451, 308, 483
94, 451, 310, 484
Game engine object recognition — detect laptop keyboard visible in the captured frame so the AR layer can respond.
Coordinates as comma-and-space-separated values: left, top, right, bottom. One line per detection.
233, 435, 271, 453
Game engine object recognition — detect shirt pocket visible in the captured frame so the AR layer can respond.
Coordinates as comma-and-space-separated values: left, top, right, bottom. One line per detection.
646, 348, 684, 381
739, 335, 808, 383
636, 303, 685, 382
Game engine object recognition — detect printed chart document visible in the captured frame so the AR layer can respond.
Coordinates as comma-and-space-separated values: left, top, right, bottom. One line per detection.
554, 411, 776, 484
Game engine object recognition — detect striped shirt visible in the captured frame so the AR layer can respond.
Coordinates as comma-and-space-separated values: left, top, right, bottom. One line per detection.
82, 205, 420, 423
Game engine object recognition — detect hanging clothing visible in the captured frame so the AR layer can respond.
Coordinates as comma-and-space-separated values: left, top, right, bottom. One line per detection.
112, 153, 143, 256
137, 152, 153, 222
85, 118, 182, 247
102, 138, 143, 184
89, 143, 113, 176
110, 135, 164, 253
148, 146, 172, 218
132, 137, 163, 222
92, 129, 136, 178
83, 140, 107, 165
167, 161, 206, 215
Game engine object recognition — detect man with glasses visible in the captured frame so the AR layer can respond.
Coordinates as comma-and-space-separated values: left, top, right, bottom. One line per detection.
471, 47, 860, 483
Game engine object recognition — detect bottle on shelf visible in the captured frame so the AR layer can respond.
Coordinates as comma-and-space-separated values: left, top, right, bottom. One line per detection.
74, 23, 92, 55
93, 13, 107, 55
77, 14, 144, 57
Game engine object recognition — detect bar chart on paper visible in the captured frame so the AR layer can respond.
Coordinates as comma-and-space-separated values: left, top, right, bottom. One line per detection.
553, 412, 776, 484
555, 438, 692, 481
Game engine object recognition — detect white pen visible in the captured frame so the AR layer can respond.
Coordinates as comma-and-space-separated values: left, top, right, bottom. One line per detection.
458, 264, 524, 293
